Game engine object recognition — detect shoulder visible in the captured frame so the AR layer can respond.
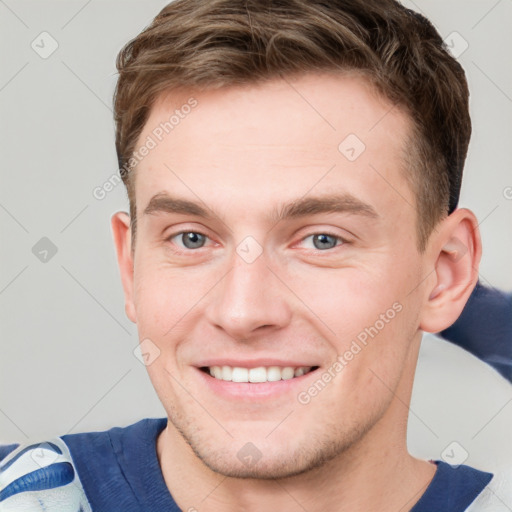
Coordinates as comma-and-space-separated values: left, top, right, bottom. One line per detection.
0, 418, 167, 511
0, 437, 92, 511
465, 464, 512, 511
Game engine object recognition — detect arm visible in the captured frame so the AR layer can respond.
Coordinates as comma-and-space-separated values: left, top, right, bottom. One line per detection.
0, 440, 91, 511
439, 281, 512, 382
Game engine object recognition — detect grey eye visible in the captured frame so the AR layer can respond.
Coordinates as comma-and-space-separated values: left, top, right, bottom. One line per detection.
309, 234, 339, 250
178, 232, 207, 249
313, 234, 337, 250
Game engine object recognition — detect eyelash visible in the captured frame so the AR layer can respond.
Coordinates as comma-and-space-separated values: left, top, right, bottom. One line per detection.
165, 230, 348, 253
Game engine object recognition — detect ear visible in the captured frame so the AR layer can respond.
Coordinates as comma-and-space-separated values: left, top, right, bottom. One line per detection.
419, 208, 482, 333
111, 212, 137, 323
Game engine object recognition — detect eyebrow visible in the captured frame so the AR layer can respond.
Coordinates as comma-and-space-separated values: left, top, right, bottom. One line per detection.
143, 191, 379, 223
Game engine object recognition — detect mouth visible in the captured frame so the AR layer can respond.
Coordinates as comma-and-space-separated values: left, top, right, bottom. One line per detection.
199, 365, 320, 383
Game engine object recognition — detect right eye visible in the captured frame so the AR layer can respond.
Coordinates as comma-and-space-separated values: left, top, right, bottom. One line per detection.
166, 231, 210, 250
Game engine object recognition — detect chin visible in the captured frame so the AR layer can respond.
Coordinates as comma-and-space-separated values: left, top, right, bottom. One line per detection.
194, 447, 324, 480
164, 391, 385, 480
182, 426, 366, 480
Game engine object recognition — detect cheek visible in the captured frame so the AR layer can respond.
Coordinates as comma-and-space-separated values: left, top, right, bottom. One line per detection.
132, 258, 213, 335
283, 263, 402, 337
131, 262, 199, 401
284, 263, 415, 381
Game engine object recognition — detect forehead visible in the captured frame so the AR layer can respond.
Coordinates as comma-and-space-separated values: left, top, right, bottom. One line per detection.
132, 72, 414, 224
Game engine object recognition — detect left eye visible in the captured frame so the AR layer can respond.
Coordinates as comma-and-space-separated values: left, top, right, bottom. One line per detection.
300, 233, 344, 250
169, 232, 208, 250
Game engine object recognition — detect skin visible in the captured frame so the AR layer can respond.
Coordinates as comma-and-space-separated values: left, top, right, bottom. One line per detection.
112, 72, 481, 511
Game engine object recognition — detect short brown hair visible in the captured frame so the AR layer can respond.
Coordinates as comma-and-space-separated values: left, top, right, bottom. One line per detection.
113, 0, 471, 251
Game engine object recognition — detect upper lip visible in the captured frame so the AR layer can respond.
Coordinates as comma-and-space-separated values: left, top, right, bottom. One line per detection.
195, 358, 319, 368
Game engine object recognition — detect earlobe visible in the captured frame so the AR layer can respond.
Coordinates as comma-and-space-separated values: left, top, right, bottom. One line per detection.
111, 212, 137, 323
419, 208, 482, 333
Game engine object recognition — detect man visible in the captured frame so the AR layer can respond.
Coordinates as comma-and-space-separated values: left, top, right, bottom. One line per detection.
1, 0, 511, 510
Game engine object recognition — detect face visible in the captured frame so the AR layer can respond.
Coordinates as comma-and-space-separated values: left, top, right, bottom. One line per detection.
122, 73, 429, 478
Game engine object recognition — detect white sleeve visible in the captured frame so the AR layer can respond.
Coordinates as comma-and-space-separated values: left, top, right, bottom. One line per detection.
0, 437, 92, 512
465, 465, 512, 511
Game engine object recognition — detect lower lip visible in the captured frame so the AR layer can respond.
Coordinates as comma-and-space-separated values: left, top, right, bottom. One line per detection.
195, 367, 319, 400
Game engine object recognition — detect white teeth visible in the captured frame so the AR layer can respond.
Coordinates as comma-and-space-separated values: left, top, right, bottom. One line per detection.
294, 366, 312, 377
267, 366, 282, 382
206, 365, 314, 382
249, 367, 267, 382
231, 367, 249, 383
281, 367, 295, 380
221, 365, 233, 381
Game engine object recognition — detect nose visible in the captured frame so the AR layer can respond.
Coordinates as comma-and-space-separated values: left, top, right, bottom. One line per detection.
204, 247, 292, 341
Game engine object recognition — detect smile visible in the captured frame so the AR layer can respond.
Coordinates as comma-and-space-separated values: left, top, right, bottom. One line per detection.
200, 365, 319, 383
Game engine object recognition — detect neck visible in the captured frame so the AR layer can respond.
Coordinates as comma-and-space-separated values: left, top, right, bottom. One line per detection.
156, 332, 436, 511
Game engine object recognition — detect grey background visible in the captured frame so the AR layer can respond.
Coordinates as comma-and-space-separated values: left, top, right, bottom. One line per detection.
0, 0, 511, 474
